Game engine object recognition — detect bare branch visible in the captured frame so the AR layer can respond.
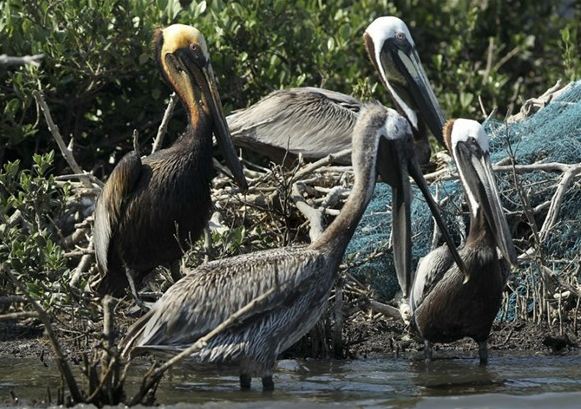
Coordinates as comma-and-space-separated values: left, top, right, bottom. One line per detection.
539, 164, 581, 242
69, 239, 94, 288
133, 129, 141, 157
152, 93, 178, 154
1, 264, 83, 402
368, 299, 403, 320
424, 161, 580, 182
33, 90, 94, 189
291, 182, 324, 242
0, 311, 38, 321
291, 149, 351, 183
55, 173, 104, 188
0, 54, 44, 67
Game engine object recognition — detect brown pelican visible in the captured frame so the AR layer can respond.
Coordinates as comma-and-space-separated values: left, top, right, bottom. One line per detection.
121, 104, 458, 391
409, 119, 517, 365
227, 16, 444, 166
93, 24, 247, 303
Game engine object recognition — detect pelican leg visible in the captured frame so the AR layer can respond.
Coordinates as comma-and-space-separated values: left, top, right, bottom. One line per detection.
424, 339, 433, 363
169, 260, 182, 283
478, 340, 488, 366
262, 375, 274, 391
203, 225, 213, 263
125, 268, 147, 311
240, 374, 251, 390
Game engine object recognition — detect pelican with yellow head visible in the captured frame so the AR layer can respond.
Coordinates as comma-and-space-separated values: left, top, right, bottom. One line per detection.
93, 24, 247, 304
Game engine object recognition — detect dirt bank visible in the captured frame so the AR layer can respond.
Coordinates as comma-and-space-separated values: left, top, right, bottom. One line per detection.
2, 312, 577, 363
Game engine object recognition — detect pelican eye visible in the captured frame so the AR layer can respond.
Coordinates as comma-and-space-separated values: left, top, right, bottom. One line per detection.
396, 32, 406, 41
189, 43, 208, 67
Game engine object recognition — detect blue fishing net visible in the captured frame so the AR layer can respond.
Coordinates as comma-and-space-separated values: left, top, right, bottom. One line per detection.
345, 80, 581, 303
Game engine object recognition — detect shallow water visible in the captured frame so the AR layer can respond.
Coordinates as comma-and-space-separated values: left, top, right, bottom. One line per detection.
1, 353, 580, 408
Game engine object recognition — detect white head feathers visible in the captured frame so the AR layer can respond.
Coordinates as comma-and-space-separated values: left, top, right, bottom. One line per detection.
450, 119, 490, 153
365, 16, 415, 51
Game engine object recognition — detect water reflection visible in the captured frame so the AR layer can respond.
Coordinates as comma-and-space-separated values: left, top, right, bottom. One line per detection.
1, 353, 580, 408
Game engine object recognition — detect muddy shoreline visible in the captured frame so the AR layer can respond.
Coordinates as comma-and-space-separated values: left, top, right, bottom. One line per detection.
2, 314, 577, 362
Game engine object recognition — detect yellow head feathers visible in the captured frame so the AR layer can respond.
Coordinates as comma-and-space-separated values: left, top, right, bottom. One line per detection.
160, 24, 210, 59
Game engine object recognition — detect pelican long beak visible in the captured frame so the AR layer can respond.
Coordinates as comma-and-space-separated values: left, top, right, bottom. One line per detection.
370, 37, 445, 145
456, 141, 517, 267
379, 138, 466, 298
176, 49, 248, 192
200, 64, 248, 191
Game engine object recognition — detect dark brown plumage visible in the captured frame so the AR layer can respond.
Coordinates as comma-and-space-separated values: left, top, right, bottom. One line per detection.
93, 24, 247, 300
410, 119, 517, 365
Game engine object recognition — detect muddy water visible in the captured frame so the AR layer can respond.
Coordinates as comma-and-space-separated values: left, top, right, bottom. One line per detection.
1, 353, 580, 408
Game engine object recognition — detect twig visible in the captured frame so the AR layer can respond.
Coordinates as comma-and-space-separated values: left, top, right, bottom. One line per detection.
539, 164, 581, 242
151, 93, 178, 154
69, 239, 94, 288
291, 182, 324, 242
482, 37, 494, 86
0, 311, 39, 321
0, 54, 44, 67
478, 95, 488, 118
367, 299, 403, 320
2, 264, 83, 403
133, 129, 141, 157
55, 173, 104, 188
291, 149, 351, 183
33, 90, 93, 189
424, 161, 579, 182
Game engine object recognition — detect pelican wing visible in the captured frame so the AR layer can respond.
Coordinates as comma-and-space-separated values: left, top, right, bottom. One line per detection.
121, 246, 325, 356
227, 87, 360, 163
93, 151, 142, 273
410, 245, 454, 312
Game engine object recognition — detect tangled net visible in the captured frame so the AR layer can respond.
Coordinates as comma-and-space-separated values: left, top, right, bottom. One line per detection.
346, 81, 581, 302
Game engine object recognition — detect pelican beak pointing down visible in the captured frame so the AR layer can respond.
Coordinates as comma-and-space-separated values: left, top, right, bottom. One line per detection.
159, 24, 248, 191
378, 112, 467, 297
365, 17, 445, 158
450, 120, 517, 274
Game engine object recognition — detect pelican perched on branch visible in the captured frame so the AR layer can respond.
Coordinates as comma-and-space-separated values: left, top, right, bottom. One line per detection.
410, 119, 517, 365
93, 25, 247, 303
227, 16, 444, 166
121, 104, 458, 391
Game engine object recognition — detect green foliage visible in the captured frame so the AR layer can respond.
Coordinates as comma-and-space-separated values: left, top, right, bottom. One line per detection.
560, 24, 580, 82
0, 152, 70, 299
1, 0, 577, 174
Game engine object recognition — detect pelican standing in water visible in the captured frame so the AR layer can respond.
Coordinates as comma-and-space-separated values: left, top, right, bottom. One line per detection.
228, 16, 444, 167
121, 104, 458, 390
409, 119, 517, 365
93, 25, 247, 304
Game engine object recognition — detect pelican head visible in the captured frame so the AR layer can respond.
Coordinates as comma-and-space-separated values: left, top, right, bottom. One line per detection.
364, 17, 445, 155
155, 24, 247, 191
444, 119, 517, 273
359, 105, 466, 297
